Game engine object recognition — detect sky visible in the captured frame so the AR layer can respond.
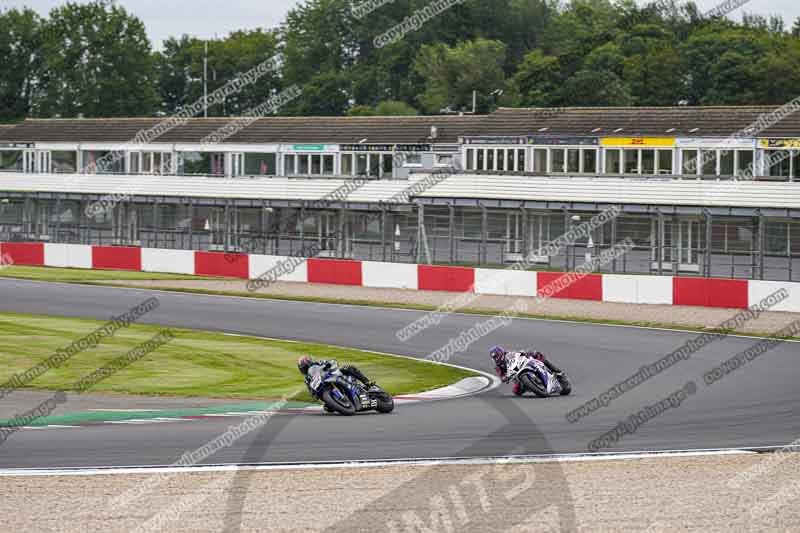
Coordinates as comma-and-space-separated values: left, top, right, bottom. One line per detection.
4, 0, 799, 49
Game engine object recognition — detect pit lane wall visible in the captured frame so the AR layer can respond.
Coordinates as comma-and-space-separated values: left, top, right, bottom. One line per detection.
2, 242, 799, 312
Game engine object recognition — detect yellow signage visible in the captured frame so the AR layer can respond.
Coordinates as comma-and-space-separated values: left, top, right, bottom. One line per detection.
601, 137, 676, 147
760, 138, 800, 149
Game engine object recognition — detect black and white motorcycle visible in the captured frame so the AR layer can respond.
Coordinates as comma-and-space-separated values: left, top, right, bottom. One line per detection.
505, 352, 572, 397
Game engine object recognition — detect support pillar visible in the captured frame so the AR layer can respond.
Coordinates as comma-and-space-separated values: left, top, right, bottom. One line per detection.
380, 208, 387, 262
610, 211, 618, 273
757, 213, 765, 280
449, 204, 456, 264
480, 204, 488, 265
416, 204, 425, 264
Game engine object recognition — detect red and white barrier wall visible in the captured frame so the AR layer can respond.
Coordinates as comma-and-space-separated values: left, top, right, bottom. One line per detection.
2, 242, 799, 313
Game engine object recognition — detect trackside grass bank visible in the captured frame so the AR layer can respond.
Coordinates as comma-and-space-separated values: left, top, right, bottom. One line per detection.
0, 265, 217, 282
0, 312, 476, 402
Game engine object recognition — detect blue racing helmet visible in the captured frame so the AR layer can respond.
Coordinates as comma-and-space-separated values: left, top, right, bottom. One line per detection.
489, 346, 507, 365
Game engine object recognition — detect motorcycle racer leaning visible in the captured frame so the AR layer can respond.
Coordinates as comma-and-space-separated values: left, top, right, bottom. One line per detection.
490, 346, 564, 396
297, 356, 374, 393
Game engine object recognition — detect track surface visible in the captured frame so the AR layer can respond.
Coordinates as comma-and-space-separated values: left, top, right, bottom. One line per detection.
1, 278, 798, 469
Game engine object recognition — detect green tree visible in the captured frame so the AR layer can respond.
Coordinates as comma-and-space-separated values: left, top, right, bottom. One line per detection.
375, 100, 418, 115
154, 35, 200, 115
414, 38, 507, 114
35, 1, 157, 117
509, 49, 564, 106
0, 8, 42, 121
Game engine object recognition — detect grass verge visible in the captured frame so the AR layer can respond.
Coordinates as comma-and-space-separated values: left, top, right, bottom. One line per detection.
0, 312, 477, 402
0, 265, 218, 282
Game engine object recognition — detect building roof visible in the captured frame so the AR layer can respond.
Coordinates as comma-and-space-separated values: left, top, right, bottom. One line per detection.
476, 106, 800, 138
1, 172, 799, 214
0, 172, 422, 206
417, 174, 800, 212
0, 115, 483, 145
2, 106, 799, 146
0, 124, 16, 141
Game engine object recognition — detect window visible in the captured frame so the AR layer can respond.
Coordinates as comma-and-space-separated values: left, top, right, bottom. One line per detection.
369, 153, 380, 176
567, 149, 580, 173
769, 150, 791, 178
244, 153, 277, 176
382, 154, 393, 176
517, 149, 526, 172
658, 150, 673, 174
83, 150, 125, 174
51, 151, 77, 173
720, 151, 734, 176
533, 149, 547, 173
323, 155, 334, 175
582, 149, 597, 174
466, 149, 475, 170
552, 149, 565, 173
681, 150, 698, 175
506, 149, 514, 171
487, 149, 495, 170
624, 150, 639, 174
642, 150, 656, 174
436, 154, 454, 167
298, 155, 310, 174
0, 150, 23, 172
701, 150, 716, 176
177, 152, 219, 175
736, 150, 754, 177
498, 149, 506, 171
357, 154, 368, 175
476, 149, 485, 170
605, 149, 621, 174
284, 155, 296, 175
341, 154, 353, 175
404, 153, 423, 166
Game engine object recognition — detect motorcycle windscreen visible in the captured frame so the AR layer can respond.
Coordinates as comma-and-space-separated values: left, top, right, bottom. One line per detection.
308, 366, 324, 391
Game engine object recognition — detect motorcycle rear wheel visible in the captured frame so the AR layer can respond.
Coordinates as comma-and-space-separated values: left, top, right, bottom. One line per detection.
321, 387, 357, 416
520, 373, 549, 398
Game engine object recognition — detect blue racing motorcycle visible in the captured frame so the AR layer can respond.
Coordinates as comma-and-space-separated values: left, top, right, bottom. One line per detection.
306, 363, 394, 415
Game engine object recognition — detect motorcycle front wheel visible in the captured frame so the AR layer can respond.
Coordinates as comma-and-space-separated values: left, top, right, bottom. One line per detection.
558, 375, 572, 396
321, 386, 357, 416
520, 372, 549, 398
375, 392, 394, 414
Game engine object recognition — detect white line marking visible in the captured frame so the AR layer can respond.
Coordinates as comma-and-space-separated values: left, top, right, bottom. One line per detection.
0, 448, 762, 477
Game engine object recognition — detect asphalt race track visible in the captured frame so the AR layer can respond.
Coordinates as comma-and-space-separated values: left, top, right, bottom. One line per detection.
1, 278, 799, 469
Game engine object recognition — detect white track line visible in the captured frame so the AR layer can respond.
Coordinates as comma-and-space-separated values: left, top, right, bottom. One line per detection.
0, 448, 761, 477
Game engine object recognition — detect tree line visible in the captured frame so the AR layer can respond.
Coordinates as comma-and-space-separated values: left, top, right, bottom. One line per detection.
2, 0, 800, 122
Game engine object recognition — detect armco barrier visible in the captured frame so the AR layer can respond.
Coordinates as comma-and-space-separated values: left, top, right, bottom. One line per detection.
474, 268, 537, 297
248, 254, 308, 283
603, 274, 673, 305
308, 258, 362, 286
538, 272, 603, 301
92, 246, 141, 271
44, 243, 93, 269
673, 277, 748, 309
418, 265, 475, 292
3, 241, 800, 313
142, 248, 195, 275
362, 261, 418, 289
195, 251, 248, 279
1, 242, 45, 266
